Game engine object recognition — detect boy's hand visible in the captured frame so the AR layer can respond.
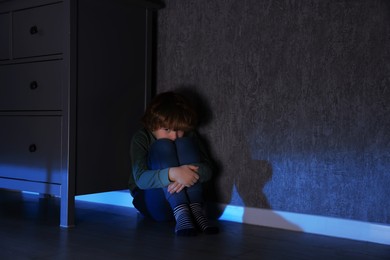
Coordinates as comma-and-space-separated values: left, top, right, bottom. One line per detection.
168, 165, 199, 187
167, 182, 186, 194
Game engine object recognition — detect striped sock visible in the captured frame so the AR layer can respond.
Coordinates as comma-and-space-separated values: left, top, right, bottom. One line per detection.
189, 203, 219, 234
173, 204, 197, 236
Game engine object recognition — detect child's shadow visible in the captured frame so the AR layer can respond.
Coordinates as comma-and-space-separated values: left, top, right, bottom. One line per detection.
203, 148, 273, 219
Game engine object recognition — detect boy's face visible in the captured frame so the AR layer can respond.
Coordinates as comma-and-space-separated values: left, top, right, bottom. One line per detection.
153, 128, 184, 141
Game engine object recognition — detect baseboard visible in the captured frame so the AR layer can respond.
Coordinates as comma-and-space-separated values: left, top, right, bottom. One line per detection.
219, 204, 390, 246
75, 190, 390, 245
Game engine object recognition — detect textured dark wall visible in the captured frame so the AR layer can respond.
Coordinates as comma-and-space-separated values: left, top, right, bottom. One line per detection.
155, 0, 390, 224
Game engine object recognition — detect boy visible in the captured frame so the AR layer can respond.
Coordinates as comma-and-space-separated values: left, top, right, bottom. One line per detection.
129, 91, 218, 236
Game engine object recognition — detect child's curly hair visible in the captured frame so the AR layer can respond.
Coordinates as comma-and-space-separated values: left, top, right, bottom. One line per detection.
141, 91, 198, 132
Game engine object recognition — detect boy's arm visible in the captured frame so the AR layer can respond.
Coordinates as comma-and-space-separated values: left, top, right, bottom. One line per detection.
130, 131, 171, 189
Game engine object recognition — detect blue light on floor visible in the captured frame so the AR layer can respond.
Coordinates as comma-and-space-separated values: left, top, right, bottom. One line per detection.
75, 189, 244, 223
22, 187, 244, 223
218, 184, 245, 223
219, 205, 244, 223
76, 190, 133, 208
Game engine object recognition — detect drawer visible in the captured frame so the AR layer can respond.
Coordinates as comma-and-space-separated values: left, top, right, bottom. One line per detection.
0, 13, 9, 60
0, 60, 63, 111
0, 116, 62, 184
13, 2, 64, 58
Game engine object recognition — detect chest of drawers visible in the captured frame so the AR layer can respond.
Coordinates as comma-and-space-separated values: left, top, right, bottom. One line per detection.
0, 0, 160, 227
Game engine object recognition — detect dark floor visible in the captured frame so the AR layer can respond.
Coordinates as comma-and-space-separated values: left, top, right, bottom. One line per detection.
0, 190, 389, 260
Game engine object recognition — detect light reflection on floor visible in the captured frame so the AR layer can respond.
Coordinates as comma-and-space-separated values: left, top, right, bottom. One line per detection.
21, 190, 244, 223
76, 190, 133, 208
77, 191, 244, 223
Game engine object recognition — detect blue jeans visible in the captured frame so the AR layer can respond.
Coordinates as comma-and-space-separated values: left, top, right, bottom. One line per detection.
132, 137, 204, 222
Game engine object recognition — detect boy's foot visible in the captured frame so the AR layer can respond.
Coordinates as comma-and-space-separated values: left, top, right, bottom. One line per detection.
174, 204, 197, 237
189, 203, 219, 235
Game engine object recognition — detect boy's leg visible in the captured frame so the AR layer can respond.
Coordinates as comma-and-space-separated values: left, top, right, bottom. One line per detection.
132, 139, 179, 222
175, 138, 219, 234
175, 137, 201, 165
147, 139, 196, 236
174, 137, 204, 205
185, 184, 219, 234
132, 188, 174, 222
165, 190, 196, 236
148, 139, 179, 169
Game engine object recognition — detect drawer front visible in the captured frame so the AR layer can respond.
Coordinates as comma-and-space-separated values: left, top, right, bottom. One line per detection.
0, 13, 9, 60
13, 2, 64, 58
0, 60, 63, 111
0, 116, 62, 183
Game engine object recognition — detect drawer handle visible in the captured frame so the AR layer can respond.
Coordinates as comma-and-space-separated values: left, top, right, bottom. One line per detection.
29, 144, 37, 153
30, 81, 38, 90
30, 26, 38, 35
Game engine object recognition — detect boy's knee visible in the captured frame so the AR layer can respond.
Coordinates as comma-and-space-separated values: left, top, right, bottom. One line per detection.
148, 139, 179, 169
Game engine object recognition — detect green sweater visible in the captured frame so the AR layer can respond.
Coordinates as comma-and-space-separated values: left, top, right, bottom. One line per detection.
128, 128, 214, 192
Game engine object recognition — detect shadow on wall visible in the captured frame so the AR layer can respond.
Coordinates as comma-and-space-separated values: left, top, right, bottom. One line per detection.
175, 86, 302, 231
